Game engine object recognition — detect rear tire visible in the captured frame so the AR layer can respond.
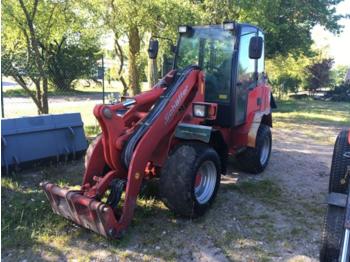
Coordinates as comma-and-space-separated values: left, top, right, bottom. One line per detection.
320, 130, 350, 261
160, 143, 221, 217
329, 130, 350, 194
320, 205, 345, 262
236, 124, 272, 174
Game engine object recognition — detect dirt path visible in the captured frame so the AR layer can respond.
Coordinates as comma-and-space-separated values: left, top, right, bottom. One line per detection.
2, 123, 341, 262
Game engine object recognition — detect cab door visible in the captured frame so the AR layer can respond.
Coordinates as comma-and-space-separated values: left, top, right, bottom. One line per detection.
234, 26, 258, 126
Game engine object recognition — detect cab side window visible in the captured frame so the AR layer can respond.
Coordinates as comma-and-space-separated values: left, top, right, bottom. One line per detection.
257, 30, 265, 81
235, 30, 257, 125
237, 32, 256, 88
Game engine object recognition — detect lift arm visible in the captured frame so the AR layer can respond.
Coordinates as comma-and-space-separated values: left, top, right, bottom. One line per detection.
42, 66, 206, 238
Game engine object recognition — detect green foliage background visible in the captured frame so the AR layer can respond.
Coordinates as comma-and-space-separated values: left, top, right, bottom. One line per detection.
1, 0, 349, 110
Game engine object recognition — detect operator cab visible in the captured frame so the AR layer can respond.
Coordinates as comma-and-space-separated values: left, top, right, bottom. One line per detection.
174, 22, 265, 127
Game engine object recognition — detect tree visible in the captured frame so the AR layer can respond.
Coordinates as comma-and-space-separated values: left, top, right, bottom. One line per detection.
46, 38, 100, 91
2, 0, 101, 114
278, 74, 301, 94
198, 0, 345, 58
265, 53, 312, 96
2, 0, 50, 114
331, 65, 349, 86
95, 0, 344, 96
95, 0, 199, 95
306, 58, 334, 94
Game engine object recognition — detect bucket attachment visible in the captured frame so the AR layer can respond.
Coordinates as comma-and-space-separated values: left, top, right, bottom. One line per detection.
41, 182, 121, 238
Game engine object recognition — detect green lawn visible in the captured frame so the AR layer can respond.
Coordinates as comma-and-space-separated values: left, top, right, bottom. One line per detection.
3, 81, 151, 134
272, 99, 349, 145
274, 99, 350, 127
3, 80, 150, 97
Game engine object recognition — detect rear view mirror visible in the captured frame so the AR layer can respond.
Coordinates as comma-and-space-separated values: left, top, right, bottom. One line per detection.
148, 39, 159, 59
249, 36, 263, 59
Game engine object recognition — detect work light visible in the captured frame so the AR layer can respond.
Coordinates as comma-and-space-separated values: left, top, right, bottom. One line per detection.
223, 21, 235, 31
178, 25, 189, 33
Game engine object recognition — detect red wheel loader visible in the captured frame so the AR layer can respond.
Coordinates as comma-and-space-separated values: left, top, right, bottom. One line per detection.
42, 22, 276, 238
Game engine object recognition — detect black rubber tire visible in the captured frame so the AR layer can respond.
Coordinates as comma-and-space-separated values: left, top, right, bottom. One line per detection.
329, 129, 350, 194
84, 134, 102, 169
84, 134, 110, 175
236, 124, 272, 174
320, 205, 346, 262
320, 129, 350, 261
159, 143, 221, 218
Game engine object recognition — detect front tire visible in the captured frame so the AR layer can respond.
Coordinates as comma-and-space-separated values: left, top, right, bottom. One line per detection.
85, 134, 110, 175
236, 124, 272, 174
85, 134, 102, 169
160, 143, 221, 217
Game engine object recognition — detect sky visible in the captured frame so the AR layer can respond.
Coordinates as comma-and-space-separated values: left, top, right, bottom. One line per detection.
312, 0, 350, 66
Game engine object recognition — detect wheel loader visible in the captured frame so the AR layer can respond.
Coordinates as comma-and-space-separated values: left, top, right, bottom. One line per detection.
42, 22, 275, 238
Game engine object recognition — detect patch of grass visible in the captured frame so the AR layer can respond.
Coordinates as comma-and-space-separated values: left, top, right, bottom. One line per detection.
3, 88, 36, 97
3, 81, 150, 97
1, 163, 175, 256
84, 125, 101, 138
1, 176, 71, 248
290, 227, 304, 237
1, 164, 85, 250
274, 99, 350, 126
227, 179, 282, 204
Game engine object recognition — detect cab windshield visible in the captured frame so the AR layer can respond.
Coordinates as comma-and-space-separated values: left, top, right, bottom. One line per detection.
175, 26, 235, 103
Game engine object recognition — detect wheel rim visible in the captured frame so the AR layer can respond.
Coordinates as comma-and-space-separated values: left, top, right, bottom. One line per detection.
194, 161, 217, 204
260, 135, 270, 165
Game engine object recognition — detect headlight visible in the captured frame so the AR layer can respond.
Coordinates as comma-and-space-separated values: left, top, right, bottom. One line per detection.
192, 102, 217, 120
193, 104, 208, 118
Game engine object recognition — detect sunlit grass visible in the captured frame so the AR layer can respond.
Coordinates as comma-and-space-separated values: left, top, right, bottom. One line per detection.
274, 111, 348, 124
272, 99, 349, 145
1, 176, 71, 248
3, 80, 150, 97
274, 99, 350, 126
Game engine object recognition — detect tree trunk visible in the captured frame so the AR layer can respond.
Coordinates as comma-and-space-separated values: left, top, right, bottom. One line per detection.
114, 34, 129, 95
128, 26, 141, 95
120, 76, 129, 96
18, 0, 49, 114
42, 77, 49, 114
34, 79, 43, 114
148, 58, 158, 88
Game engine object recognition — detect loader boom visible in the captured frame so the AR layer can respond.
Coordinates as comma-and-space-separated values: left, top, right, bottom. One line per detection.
42, 66, 206, 237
